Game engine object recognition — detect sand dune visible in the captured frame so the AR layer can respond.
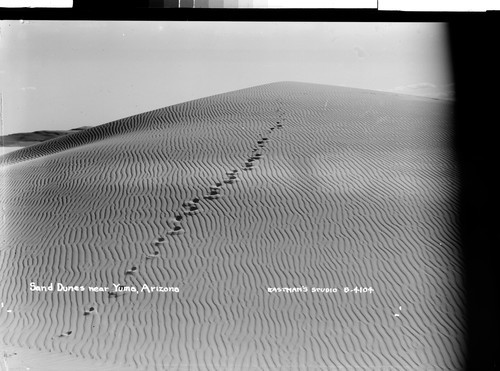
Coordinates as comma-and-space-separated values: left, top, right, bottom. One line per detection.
0, 126, 93, 148
0, 82, 464, 370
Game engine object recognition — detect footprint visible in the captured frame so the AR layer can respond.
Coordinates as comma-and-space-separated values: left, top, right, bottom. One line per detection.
251, 153, 262, 161
145, 251, 160, 259
125, 266, 137, 275
204, 193, 222, 200
168, 225, 184, 235
183, 198, 201, 215
154, 237, 166, 246
184, 204, 200, 215
204, 184, 222, 200
183, 197, 200, 208
83, 306, 96, 316
58, 330, 73, 337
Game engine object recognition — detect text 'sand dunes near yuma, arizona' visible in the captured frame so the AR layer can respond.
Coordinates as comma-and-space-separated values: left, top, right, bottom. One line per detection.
30, 282, 179, 293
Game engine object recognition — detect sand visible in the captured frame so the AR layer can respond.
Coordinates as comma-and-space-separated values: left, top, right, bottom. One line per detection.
0, 82, 464, 370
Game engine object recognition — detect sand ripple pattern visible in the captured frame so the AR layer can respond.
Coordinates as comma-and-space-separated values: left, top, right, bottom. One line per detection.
0, 82, 464, 370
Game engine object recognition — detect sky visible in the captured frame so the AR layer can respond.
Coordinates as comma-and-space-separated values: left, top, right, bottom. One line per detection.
0, 21, 453, 136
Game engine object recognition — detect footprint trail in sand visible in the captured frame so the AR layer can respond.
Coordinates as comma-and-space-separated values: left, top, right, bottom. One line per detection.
0, 82, 464, 371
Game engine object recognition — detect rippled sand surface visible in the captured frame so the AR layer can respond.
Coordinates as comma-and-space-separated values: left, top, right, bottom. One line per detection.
0, 82, 464, 370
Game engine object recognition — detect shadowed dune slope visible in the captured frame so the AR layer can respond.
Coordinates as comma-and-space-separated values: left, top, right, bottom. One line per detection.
0, 82, 464, 370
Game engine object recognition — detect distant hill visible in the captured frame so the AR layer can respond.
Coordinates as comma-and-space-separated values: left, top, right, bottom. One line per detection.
0, 126, 92, 147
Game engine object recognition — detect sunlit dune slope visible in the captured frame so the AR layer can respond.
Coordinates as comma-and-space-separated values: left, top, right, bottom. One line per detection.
0, 82, 464, 371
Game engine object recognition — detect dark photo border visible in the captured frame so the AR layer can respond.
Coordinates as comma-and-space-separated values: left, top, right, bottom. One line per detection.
1, 6, 498, 371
